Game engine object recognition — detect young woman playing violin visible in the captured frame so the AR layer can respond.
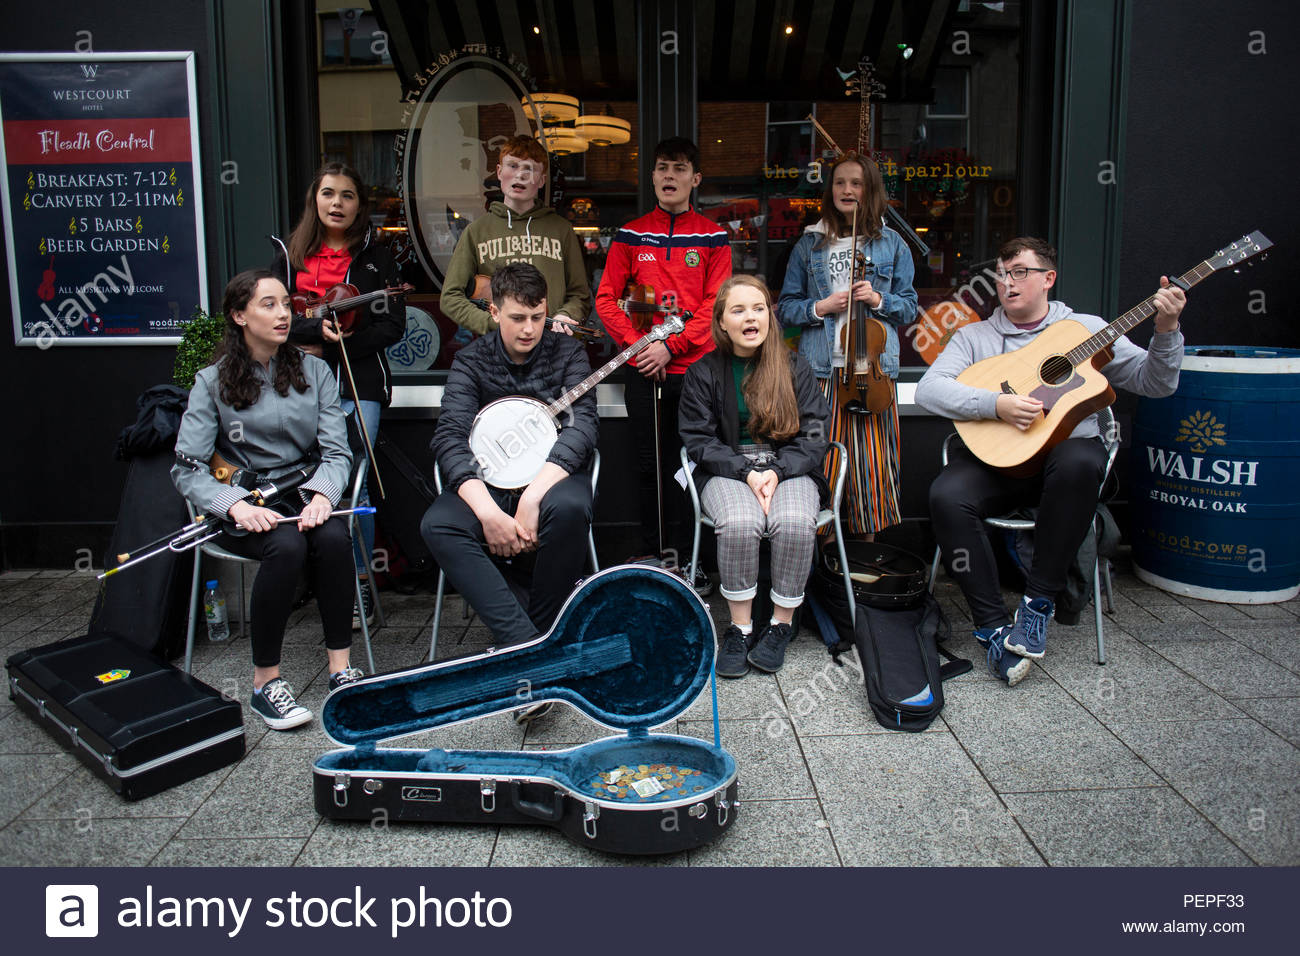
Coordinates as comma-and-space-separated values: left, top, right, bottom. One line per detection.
679, 275, 831, 677
172, 269, 359, 730
778, 154, 917, 537
270, 162, 404, 627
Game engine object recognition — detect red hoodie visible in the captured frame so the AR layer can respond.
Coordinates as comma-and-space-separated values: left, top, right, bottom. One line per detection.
595, 205, 731, 374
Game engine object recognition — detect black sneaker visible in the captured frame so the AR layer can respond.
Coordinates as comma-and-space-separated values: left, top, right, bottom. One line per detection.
747, 622, 794, 673
250, 677, 312, 730
715, 624, 750, 678
513, 702, 554, 725
328, 666, 365, 691
352, 584, 375, 631
691, 567, 715, 597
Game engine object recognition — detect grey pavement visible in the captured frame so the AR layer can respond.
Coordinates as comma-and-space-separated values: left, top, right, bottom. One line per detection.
1, 557, 1296, 867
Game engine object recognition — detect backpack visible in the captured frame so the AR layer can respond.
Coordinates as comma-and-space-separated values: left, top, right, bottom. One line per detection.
807, 540, 971, 732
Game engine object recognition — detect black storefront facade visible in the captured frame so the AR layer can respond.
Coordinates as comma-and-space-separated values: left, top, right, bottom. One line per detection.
0, 0, 1293, 572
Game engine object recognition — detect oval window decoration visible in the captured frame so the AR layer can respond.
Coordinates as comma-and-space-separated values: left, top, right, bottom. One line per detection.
399, 52, 533, 289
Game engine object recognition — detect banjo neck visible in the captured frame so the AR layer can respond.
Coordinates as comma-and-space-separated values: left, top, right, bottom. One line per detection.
547, 323, 681, 418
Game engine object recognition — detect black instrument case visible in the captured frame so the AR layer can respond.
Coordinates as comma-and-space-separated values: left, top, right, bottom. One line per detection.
314, 565, 738, 855
6, 632, 245, 800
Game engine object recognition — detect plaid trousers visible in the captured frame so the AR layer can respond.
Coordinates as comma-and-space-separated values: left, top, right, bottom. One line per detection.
700, 471, 820, 608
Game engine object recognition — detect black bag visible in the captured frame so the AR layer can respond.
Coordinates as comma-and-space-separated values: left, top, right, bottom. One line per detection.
805, 540, 970, 732
90, 451, 195, 659
852, 594, 971, 732
372, 434, 438, 583
6, 633, 244, 799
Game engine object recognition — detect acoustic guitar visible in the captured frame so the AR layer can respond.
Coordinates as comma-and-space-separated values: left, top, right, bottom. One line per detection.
469, 312, 686, 489
953, 231, 1272, 476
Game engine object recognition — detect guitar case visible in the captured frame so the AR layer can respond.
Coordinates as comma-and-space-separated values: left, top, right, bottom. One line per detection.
313, 565, 739, 855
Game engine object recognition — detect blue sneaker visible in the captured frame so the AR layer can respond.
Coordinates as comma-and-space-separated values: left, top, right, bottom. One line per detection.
975, 625, 1031, 686
1003, 596, 1052, 659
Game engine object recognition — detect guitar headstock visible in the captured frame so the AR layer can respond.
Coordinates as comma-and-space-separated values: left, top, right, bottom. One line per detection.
1207, 231, 1273, 271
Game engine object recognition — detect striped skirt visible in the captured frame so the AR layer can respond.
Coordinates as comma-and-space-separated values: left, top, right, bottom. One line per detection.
818, 377, 902, 534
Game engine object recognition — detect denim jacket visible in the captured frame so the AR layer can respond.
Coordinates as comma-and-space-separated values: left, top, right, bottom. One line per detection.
777, 222, 918, 378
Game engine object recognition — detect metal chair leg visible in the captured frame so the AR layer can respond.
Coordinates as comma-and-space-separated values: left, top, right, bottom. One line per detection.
429, 570, 445, 663
183, 547, 202, 674
928, 544, 942, 594
353, 570, 376, 673
1092, 557, 1106, 665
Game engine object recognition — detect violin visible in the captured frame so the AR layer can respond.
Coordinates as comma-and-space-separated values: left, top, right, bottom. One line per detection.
291, 282, 406, 334
618, 282, 680, 334
836, 213, 893, 415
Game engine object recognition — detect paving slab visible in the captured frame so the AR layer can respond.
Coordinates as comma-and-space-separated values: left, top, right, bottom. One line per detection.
1039, 634, 1245, 724
944, 679, 1160, 792
686, 798, 841, 866
678, 718, 816, 800
802, 732, 1043, 866
1229, 697, 1300, 747
1004, 788, 1253, 866
3, 816, 184, 866
0, 752, 78, 831
1109, 718, 1300, 865
298, 818, 496, 866
1145, 640, 1300, 699
175, 746, 324, 841
151, 837, 307, 867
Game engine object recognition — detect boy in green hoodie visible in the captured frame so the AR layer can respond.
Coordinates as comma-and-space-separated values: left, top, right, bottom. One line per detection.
440, 135, 591, 334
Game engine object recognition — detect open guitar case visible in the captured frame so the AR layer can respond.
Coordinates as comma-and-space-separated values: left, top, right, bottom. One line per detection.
313, 564, 739, 855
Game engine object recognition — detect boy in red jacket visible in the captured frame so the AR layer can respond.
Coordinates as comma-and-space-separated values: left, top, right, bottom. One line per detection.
595, 138, 731, 572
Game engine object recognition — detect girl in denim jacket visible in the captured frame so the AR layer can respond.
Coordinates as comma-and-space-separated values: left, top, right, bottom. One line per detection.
778, 154, 917, 535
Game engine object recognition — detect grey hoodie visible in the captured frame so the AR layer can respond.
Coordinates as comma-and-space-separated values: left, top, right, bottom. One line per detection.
915, 300, 1184, 440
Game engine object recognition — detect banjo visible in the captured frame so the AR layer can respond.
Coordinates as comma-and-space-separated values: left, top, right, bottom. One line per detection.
469, 313, 687, 489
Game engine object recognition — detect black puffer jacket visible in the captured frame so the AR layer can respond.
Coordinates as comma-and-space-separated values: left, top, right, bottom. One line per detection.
270, 228, 405, 405
678, 348, 831, 506
432, 329, 598, 493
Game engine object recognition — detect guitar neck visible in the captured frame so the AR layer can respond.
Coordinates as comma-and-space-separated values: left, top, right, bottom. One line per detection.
548, 331, 660, 417
1065, 260, 1213, 367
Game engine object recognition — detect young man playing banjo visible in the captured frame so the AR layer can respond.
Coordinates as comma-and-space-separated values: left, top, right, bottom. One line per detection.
916, 237, 1186, 686
421, 263, 597, 718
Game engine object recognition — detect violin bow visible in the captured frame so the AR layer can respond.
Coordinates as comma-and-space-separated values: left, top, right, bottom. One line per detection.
322, 307, 386, 500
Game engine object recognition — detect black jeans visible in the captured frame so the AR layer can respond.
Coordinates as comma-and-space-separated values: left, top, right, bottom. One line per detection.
929, 437, 1108, 629
215, 514, 354, 668
623, 370, 688, 557
421, 472, 593, 644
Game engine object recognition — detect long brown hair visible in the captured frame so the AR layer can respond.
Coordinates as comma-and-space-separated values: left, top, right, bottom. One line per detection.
712, 275, 799, 441
286, 162, 371, 272
813, 153, 886, 250
214, 269, 309, 410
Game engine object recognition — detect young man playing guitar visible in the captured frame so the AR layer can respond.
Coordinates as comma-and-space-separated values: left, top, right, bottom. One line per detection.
421, 263, 597, 718
594, 137, 731, 574
916, 237, 1186, 685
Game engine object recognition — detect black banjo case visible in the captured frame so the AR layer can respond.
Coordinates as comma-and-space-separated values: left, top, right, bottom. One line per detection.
313, 565, 739, 855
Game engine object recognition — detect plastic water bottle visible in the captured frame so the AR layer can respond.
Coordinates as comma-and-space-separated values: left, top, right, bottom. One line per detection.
203, 580, 230, 642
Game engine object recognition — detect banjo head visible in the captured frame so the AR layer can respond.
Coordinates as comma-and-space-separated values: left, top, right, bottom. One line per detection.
468, 396, 559, 489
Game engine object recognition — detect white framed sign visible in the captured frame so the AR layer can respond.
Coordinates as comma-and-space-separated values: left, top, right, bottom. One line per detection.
0, 52, 208, 346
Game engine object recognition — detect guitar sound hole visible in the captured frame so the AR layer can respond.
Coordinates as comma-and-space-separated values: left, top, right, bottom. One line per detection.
1039, 355, 1074, 386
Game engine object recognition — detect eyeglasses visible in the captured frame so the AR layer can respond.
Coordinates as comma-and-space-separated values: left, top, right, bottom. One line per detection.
994, 266, 1054, 283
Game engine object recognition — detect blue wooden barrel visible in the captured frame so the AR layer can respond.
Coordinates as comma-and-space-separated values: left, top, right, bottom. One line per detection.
1130, 346, 1300, 603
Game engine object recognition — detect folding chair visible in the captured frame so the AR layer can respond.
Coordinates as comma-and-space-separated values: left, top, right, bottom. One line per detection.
927, 405, 1119, 664
681, 440, 856, 627
182, 456, 379, 674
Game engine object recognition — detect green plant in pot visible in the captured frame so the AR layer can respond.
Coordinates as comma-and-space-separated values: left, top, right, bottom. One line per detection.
173, 308, 226, 388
